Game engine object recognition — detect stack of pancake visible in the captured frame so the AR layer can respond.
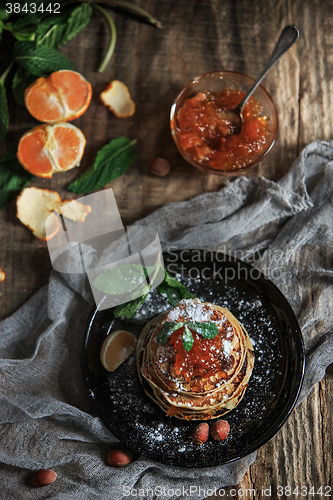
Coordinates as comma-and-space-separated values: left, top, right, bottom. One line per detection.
137, 298, 254, 420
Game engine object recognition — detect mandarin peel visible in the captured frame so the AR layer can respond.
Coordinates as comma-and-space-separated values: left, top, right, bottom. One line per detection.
59, 199, 92, 222
16, 187, 91, 241
100, 80, 135, 118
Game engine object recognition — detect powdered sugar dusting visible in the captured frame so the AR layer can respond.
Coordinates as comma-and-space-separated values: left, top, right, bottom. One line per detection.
222, 339, 232, 355
166, 298, 215, 322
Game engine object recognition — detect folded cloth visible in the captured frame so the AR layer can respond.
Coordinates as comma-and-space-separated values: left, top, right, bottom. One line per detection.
0, 140, 332, 499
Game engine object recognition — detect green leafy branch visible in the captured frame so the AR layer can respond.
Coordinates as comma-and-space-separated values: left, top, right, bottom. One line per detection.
93, 259, 196, 319
155, 321, 219, 352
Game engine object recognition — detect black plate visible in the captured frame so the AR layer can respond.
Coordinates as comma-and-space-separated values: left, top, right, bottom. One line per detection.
83, 251, 304, 467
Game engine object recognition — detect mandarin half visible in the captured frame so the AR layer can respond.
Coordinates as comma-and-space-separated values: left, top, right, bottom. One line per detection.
25, 70, 92, 123
17, 123, 86, 178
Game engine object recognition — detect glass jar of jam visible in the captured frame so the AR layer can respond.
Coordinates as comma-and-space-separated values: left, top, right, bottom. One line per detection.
170, 71, 278, 175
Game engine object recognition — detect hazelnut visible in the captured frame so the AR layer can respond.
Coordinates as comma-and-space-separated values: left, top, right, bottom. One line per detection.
107, 446, 133, 467
32, 469, 57, 487
210, 420, 230, 441
191, 422, 209, 445
148, 157, 171, 176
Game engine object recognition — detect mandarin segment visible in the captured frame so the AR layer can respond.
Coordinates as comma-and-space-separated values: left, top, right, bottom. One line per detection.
100, 330, 137, 372
24, 70, 92, 123
51, 123, 86, 171
17, 125, 55, 178
17, 123, 86, 178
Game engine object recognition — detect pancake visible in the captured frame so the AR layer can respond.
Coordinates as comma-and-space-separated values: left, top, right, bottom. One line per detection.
137, 298, 254, 420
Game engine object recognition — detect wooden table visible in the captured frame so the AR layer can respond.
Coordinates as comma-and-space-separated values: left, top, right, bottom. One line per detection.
0, 0, 332, 497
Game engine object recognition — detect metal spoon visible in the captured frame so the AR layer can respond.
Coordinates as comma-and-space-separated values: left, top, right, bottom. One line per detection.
220, 25, 300, 136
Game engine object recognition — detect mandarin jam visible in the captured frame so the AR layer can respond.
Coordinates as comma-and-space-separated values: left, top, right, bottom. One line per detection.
176, 89, 271, 171
168, 327, 224, 381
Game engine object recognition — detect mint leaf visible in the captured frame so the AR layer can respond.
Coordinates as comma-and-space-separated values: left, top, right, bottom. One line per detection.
12, 66, 35, 106
0, 6, 12, 21
0, 82, 9, 141
187, 321, 219, 339
183, 324, 194, 352
0, 151, 33, 208
93, 264, 155, 296
155, 321, 183, 344
36, 4, 92, 49
4, 21, 38, 41
13, 41, 74, 76
113, 292, 149, 319
157, 269, 196, 306
68, 137, 137, 194
154, 320, 219, 350
0, 190, 10, 207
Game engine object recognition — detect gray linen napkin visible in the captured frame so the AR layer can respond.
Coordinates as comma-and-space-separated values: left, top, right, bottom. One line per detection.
0, 140, 332, 499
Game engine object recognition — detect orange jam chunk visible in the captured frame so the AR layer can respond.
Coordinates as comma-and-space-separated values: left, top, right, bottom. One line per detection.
168, 327, 222, 381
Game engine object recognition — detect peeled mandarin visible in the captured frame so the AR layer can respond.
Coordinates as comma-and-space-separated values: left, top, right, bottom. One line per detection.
17, 123, 86, 178
24, 70, 92, 123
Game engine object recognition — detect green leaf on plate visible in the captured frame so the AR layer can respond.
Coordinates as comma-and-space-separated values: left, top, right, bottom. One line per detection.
157, 269, 196, 306
113, 292, 149, 319
183, 324, 194, 352
93, 264, 155, 296
187, 321, 219, 339
155, 320, 219, 350
13, 41, 74, 76
68, 137, 137, 194
155, 321, 183, 344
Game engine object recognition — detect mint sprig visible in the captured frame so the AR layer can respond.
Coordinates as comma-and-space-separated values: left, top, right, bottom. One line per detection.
186, 321, 219, 339
94, 262, 197, 319
183, 324, 194, 352
13, 41, 74, 75
68, 137, 137, 194
155, 321, 184, 344
155, 320, 219, 352
0, 1, 162, 143
157, 269, 196, 306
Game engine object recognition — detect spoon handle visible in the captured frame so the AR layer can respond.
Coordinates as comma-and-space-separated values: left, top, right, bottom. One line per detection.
237, 25, 300, 111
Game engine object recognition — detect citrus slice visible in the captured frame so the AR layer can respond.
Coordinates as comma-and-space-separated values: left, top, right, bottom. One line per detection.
17, 123, 86, 178
25, 70, 92, 123
16, 187, 91, 241
100, 330, 137, 372
100, 80, 135, 118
